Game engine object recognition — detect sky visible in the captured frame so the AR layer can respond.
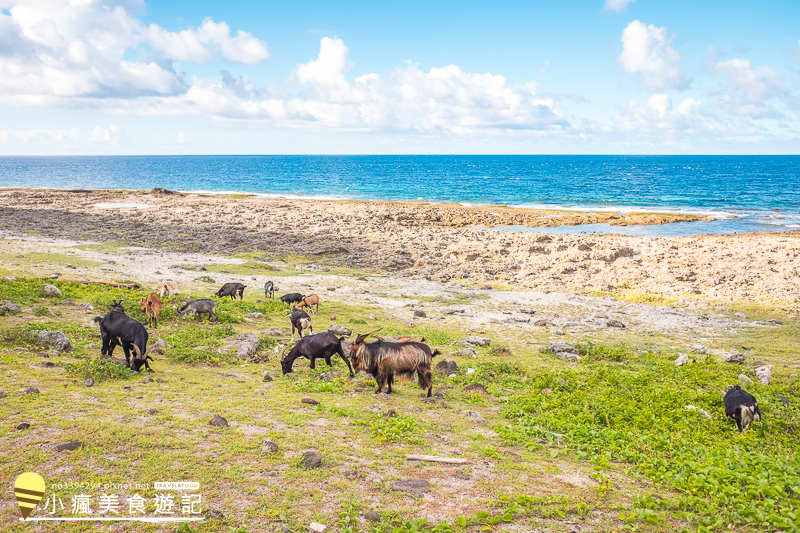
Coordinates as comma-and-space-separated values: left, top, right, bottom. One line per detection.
0, 0, 798, 155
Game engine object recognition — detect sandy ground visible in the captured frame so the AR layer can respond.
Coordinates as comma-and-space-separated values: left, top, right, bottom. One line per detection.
0, 188, 798, 305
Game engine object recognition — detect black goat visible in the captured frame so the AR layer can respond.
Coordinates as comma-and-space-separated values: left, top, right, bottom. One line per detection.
289, 308, 313, 340
280, 293, 304, 305
93, 309, 149, 369
264, 281, 275, 299
724, 385, 762, 433
280, 332, 354, 377
346, 328, 440, 397
216, 282, 246, 300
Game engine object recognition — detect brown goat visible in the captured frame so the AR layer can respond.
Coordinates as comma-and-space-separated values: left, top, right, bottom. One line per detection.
294, 294, 321, 314
159, 282, 174, 298
140, 294, 163, 328
347, 328, 440, 397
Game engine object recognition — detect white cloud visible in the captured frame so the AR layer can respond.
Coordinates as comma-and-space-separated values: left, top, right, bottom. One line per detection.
710, 58, 783, 102
605, 0, 636, 12
0, 125, 120, 144
117, 37, 567, 135
619, 20, 689, 90
613, 94, 704, 133
146, 18, 270, 64
0, 0, 269, 103
703, 56, 786, 118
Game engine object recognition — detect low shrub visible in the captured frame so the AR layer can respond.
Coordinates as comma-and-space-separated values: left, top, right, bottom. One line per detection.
500, 347, 800, 532
64, 356, 132, 381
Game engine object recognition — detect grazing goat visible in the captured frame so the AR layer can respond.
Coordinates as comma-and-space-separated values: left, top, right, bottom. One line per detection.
215, 282, 246, 300
140, 294, 163, 328
724, 385, 762, 433
93, 309, 149, 368
289, 308, 313, 340
176, 299, 218, 322
346, 328, 440, 397
280, 332, 354, 377
159, 282, 175, 298
264, 281, 275, 299
280, 293, 304, 305
294, 294, 321, 314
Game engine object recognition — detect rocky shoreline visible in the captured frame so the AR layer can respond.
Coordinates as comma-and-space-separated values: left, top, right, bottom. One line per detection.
0, 188, 798, 303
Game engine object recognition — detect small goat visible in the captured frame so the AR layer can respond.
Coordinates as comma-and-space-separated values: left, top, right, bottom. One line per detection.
140, 294, 163, 328
264, 281, 275, 299
280, 332, 354, 377
159, 282, 175, 298
280, 293, 304, 305
176, 299, 218, 322
215, 282, 246, 300
724, 385, 762, 433
289, 308, 313, 341
294, 294, 321, 314
346, 328, 440, 397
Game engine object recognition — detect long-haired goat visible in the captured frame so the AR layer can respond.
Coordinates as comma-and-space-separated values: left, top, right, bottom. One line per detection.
724, 385, 762, 433
346, 328, 440, 397
140, 294, 163, 328
294, 294, 321, 314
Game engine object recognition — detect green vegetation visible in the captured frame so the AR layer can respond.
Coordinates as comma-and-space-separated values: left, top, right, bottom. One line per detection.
64, 356, 133, 381
1, 268, 798, 533
501, 348, 800, 532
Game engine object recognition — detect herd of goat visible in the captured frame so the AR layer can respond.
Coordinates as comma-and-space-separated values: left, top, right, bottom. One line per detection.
92, 280, 441, 398
90, 280, 762, 429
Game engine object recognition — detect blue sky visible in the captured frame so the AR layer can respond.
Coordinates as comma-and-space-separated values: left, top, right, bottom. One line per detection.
0, 0, 798, 154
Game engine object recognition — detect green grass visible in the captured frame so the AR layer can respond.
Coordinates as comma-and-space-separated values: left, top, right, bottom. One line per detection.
500, 348, 800, 532
2, 271, 799, 533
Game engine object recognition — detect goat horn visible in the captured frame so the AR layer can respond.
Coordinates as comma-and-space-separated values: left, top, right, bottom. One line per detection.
279, 346, 289, 361
355, 327, 383, 345
132, 344, 141, 358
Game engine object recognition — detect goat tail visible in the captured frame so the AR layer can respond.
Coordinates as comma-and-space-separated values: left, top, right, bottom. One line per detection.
431, 349, 442, 357
93, 316, 103, 323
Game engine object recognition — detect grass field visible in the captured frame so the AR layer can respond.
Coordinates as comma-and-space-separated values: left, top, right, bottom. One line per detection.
1, 265, 798, 533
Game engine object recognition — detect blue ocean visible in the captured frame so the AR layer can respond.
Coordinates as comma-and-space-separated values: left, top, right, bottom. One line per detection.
1, 155, 798, 237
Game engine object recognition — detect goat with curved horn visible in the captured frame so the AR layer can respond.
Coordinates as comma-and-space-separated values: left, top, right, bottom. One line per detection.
354, 328, 383, 346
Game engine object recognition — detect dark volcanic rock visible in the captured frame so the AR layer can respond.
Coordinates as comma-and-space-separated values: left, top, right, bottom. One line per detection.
21, 386, 40, 394
56, 441, 83, 452
302, 451, 323, 469
462, 383, 488, 394
16, 422, 30, 430
262, 439, 279, 453
301, 398, 319, 405
435, 359, 458, 373
364, 511, 381, 522
209, 415, 229, 428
